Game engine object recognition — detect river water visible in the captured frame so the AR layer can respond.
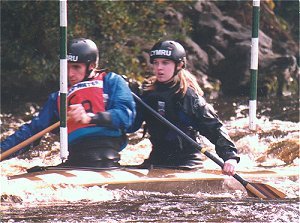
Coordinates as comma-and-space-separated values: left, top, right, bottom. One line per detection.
0, 95, 299, 222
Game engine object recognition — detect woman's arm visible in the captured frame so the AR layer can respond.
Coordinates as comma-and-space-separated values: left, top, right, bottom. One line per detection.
182, 91, 240, 163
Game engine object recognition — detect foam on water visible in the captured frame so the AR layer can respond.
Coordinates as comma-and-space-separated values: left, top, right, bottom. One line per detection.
1, 116, 299, 220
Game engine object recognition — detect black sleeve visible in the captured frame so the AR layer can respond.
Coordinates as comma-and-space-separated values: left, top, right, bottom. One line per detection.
89, 112, 114, 128
182, 92, 240, 163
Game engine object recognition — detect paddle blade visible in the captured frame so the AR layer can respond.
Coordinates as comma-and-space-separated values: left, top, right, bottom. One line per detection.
245, 182, 286, 199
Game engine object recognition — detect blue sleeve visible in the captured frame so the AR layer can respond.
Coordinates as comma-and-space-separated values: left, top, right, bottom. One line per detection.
0, 92, 59, 159
104, 72, 136, 131
126, 96, 145, 133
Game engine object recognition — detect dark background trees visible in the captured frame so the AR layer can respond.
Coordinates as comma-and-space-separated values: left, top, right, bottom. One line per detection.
1, 1, 298, 106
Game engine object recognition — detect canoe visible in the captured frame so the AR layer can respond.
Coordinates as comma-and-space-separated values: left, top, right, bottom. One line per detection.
7, 166, 297, 195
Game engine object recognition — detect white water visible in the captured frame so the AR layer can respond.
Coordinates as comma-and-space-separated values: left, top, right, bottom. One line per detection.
1, 117, 299, 209
1, 94, 300, 222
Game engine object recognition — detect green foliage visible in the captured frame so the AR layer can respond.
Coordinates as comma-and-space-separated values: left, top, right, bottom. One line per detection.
67, 1, 176, 77
1, 1, 190, 101
1, 1, 60, 100
1, 1, 298, 101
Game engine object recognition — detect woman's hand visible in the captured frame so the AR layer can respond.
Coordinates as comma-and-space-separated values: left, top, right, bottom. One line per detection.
68, 104, 91, 124
222, 159, 238, 176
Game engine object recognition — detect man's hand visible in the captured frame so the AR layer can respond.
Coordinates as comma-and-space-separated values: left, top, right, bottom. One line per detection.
68, 104, 91, 124
222, 159, 238, 176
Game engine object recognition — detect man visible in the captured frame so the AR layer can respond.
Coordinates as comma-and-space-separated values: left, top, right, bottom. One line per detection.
0, 38, 136, 168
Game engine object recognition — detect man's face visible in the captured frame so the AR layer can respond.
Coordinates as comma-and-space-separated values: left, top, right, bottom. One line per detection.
68, 62, 86, 86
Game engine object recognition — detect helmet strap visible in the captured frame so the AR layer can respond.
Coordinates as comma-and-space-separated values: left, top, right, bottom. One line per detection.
83, 62, 94, 81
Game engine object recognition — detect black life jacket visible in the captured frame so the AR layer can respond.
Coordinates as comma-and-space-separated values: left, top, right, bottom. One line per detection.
142, 82, 199, 157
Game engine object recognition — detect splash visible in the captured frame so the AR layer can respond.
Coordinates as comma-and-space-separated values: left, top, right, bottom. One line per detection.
1, 115, 299, 208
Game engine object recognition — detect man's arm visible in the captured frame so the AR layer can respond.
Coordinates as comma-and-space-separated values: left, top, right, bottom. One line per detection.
0, 92, 59, 159
101, 72, 136, 130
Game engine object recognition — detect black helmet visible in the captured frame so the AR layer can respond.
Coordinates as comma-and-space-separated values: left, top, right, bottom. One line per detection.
67, 38, 99, 65
150, 40, 186, 67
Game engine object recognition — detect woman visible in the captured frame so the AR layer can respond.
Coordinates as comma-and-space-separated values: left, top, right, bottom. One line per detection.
130, 40, 239, 175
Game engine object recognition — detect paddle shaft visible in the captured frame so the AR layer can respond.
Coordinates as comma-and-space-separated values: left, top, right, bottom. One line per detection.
133, 91, 286, 198
0, 121, 60, 161
132, 92, 253, 191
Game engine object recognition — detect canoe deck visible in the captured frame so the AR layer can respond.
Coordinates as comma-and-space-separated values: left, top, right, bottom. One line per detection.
7, 166, 297, 194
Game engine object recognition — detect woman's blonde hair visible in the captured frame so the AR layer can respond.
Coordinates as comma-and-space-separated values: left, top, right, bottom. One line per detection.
177, 69, 204, 96
144, 69, 204, 97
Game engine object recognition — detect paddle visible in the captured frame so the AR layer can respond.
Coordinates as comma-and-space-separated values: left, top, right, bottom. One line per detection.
130, 91, 286, 199
0, 121, 60, 161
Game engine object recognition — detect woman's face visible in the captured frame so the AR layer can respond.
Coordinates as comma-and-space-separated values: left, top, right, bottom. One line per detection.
152, 58, 176, 83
